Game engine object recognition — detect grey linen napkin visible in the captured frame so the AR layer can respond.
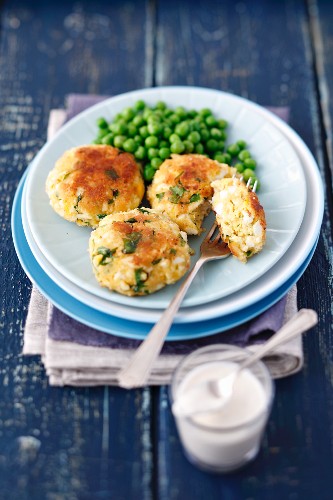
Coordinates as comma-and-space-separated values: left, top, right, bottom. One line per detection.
22, 95, 303, 386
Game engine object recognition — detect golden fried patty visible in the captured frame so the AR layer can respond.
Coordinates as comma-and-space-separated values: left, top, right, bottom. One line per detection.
211, 177, 266, 263
89, 208, 191, 296
147, 154, 236, 235
46, 145, 145, 227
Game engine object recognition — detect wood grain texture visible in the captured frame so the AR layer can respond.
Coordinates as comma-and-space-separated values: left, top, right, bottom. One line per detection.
155, 1, 333, 498
1, 0, 333, 498
0, 1, 154, 498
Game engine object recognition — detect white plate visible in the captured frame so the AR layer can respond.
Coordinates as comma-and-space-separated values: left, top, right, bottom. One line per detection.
25, 87, 306, 309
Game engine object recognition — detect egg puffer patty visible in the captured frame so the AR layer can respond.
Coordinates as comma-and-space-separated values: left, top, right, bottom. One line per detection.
211, 177, 266, 263
147, 154, 236, 235
89, 208, 191, 296
45, 145, 145, 228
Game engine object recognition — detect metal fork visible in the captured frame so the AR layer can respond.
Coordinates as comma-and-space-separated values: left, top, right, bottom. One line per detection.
117, 222, 231, 389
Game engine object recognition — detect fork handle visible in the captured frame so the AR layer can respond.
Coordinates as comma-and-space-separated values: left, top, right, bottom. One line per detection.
117, 258, 205, 389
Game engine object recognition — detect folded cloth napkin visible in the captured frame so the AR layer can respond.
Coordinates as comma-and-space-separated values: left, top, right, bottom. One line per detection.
22, 94, 303, 386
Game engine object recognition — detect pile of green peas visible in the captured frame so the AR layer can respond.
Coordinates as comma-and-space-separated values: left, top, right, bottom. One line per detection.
93, 100, 260, 188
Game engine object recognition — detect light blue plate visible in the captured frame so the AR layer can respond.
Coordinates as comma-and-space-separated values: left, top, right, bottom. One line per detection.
12, 173, 317, 340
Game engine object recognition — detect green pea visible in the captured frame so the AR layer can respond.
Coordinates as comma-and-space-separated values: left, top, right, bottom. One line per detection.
199, 108, 212, 117
237, 140, 247, 150
200, 129, 210, 141
217, 140, 225, 151
139, 126, 149, 138
219, 153, 232, 164
188, 131, 201, 144
175, 122, 190, 137
114, 135, 127, 148
159, 147, 171, 159
127, 124, 137, 137
206, 139, 219, 152
169, 114, 181, 125
175, 106, 186, 117
145, 136, 158, 148
159, 140, 168, 148
151, 157, 163, 170
148, 147, 159, 159
217, 119, 228, 129
163, 127, 172, 139
214, 154, 225, 163
170, 133, 181, 143
189, 120, 201, 132
123, 138, 136, 153
101, 133, 114, 145
238, 150, 251, 161
195, 143, 204, 154
134, 146, 146, 160
210, 127, 222, 139
205, 116, 218, 127
155, 101, 166, 110
170, 141, 185, 154
112, 122, 127, 135
132, 115, 145, 127
134, 135, 143, 145
121, 107, 135, 122
97, 117, 109, 129
242, 168, 255, 181
227, 144, 240, 157
244, 158, 257, 169
133, 100, 145, 111
183, 140, 194, 153
143, 164, 155, 182
148, 122, 163, 136
235, 163, 245, 173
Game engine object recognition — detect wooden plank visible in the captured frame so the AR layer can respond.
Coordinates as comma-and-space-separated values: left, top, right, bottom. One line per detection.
154, 0, 333, 497
0, 1, 154, 498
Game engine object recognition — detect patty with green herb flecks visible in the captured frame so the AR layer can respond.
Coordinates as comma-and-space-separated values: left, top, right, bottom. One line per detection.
45, 145, 145, 228
89, 208, 191, 296
147, 154, 236, 235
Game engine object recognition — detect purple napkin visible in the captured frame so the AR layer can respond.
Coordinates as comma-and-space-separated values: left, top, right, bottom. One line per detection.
48, 94, 290, 354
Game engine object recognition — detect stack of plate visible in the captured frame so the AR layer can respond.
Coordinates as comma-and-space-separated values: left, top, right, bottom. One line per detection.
12, 87, 324, 341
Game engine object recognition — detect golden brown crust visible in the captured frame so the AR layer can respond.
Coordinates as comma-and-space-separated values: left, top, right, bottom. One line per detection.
46, 145, 145, 227
89, 208, 191, 296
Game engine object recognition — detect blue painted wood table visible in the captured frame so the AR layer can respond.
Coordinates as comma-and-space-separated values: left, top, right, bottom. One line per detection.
1, 0, 333, 498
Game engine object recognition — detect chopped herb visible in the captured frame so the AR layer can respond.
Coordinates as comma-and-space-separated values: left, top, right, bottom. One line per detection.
113, 189, 119, 197
96, 246, 116, 265
125, 217, 137, 224
123, 232, 142, 254
97, 214, 107, 219
189, 193, 201, 203
74, 194, 83, 212
132, 268, 147, 293
152, 258, 161, 265
169, 184, 186, 203
105, 168, 119, 180
108, 199, 114, 204
156, 192, 165, 200
246, 250, 253, 257
138, 208, 150, 214
179, 234, 186, 246
170, 248, 177, 255
63, 172, 71, 180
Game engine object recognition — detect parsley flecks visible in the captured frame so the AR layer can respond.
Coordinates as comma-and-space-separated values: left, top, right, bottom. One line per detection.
170, 248, 177, 255
138, 208, 150, 214
125, 217, 137, 224
113, 189, 119, 197
152, 258, 161, 265
105, 168, 119, 180
74, 194, 83, 212
156, 192, 165, 200
96, 246, 116, 265
132, 268, 147, 293
189, 193, 201, 203
123, 232, 142, 254
108, 199, 114, 205
169, 184, 186, 203
97, 214, 107, 219
246, 250, 253, 257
